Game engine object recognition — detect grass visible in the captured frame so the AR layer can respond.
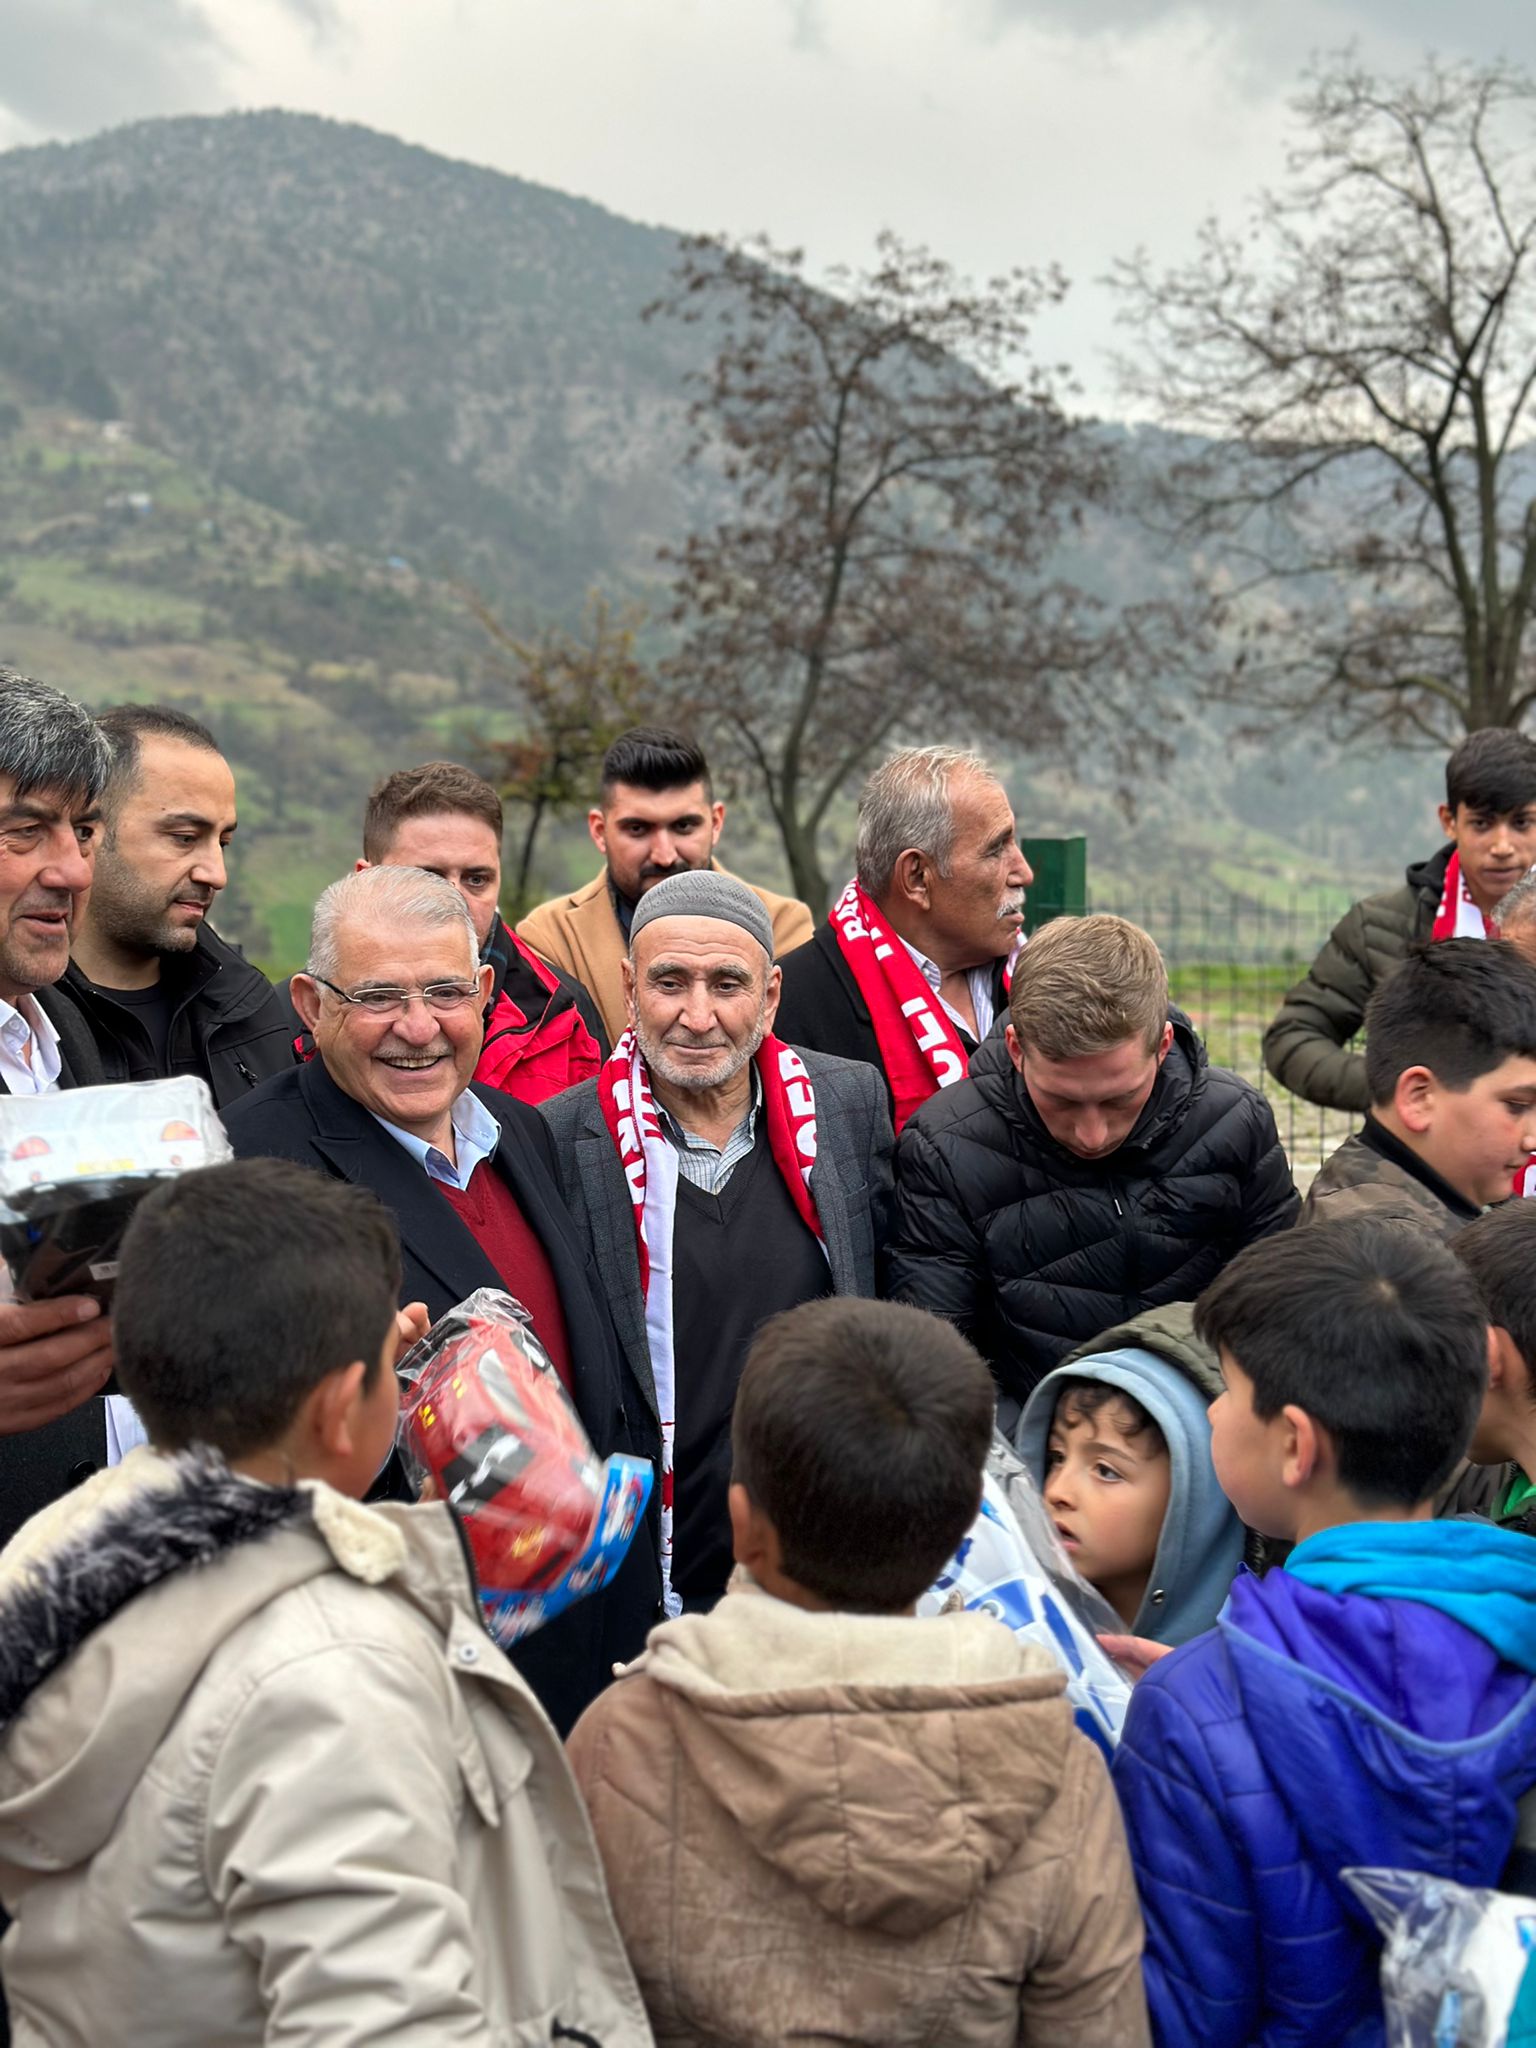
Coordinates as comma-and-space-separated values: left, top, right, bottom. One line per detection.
5, 557, 204, 633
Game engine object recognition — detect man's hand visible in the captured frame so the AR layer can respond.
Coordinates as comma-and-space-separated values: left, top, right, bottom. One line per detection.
0, 1296, 114, 1435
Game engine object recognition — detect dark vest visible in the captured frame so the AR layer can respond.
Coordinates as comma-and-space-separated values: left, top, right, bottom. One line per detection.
669, 1129, 831, 1608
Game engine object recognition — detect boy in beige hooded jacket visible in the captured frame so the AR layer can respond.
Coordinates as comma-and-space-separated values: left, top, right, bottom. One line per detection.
568, 1297, 1149, 2048
0, 1159, 652, 2048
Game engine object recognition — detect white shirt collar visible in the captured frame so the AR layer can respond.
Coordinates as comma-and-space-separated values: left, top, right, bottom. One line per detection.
0, 993, 63, 1095
372, 1088, 501, 1192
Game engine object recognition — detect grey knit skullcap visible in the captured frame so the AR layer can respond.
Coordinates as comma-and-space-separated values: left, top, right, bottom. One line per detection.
627, 869, 774, 959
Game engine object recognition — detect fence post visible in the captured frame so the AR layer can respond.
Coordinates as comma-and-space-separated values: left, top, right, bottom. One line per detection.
1021, 836, 1087, 933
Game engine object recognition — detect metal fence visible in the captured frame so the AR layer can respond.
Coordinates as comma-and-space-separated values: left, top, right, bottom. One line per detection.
1059, 892, 1355, 1188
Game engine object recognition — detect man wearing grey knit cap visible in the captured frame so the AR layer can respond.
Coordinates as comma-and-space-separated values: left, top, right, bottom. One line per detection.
540, 869, 894, 1612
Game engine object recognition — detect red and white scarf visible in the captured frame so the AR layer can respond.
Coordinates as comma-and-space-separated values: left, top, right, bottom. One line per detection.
1429, 852, 1533, 1193
597, 1027, 825, 1613
1430, 851, 1499, 942
829, 878, 1016, 1133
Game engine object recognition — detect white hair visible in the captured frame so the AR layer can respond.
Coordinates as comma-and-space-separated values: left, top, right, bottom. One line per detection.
854, 745, 999, 899
1495, 869, 1536, 934
306, 865, 478, 983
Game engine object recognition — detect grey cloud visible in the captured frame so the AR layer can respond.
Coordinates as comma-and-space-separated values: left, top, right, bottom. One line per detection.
982, 0, 1536, 70
0, 0, 340, 139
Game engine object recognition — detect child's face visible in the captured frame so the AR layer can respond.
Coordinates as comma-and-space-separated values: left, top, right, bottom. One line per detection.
334, 1323, 403, 1500
1208, 1350, 1292, 1539
1416, 1056, 1536, 1207
1044, 1391, 1170, 1623
1439, 800, 1536, 915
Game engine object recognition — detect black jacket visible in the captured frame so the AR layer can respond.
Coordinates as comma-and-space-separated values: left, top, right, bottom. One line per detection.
773, 918, 1008, 1112
888, 1014, 1300, 1411
221, 1057, 662, 1732
40, 925, 295, 1111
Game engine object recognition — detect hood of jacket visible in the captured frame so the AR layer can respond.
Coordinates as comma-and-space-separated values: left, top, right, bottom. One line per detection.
627, 1579, 1077, 1938
0, 1448, 469, 1880
968, 1008, 1208, 1171
1405, 842, 1454, 903
1016, 1343, 1243, 1644
1220, 1521, 1536, 1882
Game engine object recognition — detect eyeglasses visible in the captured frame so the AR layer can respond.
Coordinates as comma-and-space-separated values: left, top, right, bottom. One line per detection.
310, 975, 481, 1018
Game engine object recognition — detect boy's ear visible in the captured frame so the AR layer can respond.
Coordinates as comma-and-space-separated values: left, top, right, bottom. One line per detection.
1392, 1064, 1438, 1136
728, 1481, 780, 1578
309, 1359, 372, 1462
1439, 801, 1459, 843
1279, 1404, 1326, 1493
1491, 1323, 1531, 1400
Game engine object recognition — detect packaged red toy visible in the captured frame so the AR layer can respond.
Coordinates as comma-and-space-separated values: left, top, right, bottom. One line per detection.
396, 1287, 652, 1644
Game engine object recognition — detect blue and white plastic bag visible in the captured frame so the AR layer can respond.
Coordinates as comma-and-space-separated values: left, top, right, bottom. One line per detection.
1344, 1867, 1536, 2048
921, 1442, 1132, 1756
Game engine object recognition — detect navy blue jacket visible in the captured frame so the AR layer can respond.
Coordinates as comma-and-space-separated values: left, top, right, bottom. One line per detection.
1112, 1537, 1536, 2046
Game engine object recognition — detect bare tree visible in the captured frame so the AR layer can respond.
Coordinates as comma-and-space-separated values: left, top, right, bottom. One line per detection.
1112, 55, 1536, 745
469, 591, 675, 916
648, 233, 1165, 909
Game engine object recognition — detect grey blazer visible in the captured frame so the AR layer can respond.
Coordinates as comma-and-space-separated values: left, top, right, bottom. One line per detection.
537, 1045, 894, 1426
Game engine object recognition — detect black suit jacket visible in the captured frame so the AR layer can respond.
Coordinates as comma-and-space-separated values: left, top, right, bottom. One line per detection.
222, 1058, 662, 1731
0, 1008, 111, 1550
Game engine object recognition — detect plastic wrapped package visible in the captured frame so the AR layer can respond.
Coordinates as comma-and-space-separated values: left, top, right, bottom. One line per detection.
396, 1287, 653, 1645
0, 1077, 230, 1306
919, 1435, 1132, 1757
1343, 1867, 1536, 2048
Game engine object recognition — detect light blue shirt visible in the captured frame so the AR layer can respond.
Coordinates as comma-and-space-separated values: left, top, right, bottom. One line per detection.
373, 1090, 501, 1192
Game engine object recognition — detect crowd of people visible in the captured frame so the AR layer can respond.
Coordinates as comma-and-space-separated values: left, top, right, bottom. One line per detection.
0, 671, 1535, 2043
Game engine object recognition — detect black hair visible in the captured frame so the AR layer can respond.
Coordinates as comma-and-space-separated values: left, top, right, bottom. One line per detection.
96, 703, 221, 813
1362, 939, 1536, 1103
0, 670, 112, 805
1446, 728, 1536, 816
599, 726, 712, 803
731, 1297, 994, 1612
114, 1160, 403, 1458
1195, 1217, 1488, 1507
1453, 1203, 1536, 1400
1049, 1376, 1168, 1456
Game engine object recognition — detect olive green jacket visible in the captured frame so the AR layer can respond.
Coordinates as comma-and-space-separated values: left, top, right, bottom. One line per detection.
1263, 847, 1450, 1112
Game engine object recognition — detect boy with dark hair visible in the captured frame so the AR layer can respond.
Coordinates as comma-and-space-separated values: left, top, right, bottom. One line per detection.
1113, 1218, 1536, 2048
0, 1159, 651, 2048
355, 757, 606, 1102
1266, 726, 1536, 1111
1302, 936, 1536, 1235
1455, 1201, 1536, 1533
568, 1296, 1150, 2047
518, 724, 811, 1044
1015, 1303, 1245, 1645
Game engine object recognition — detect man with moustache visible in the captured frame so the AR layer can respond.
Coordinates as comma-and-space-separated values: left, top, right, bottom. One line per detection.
774, 747, 1034, 1132
223, 864, 658, 1732
539, 870, 892, 1616
0, 673, 119, 1544
518, 727, 813, 1046
41, 705, 293, 1108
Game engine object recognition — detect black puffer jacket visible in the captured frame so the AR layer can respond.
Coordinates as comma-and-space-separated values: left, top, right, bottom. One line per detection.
889, 1015, 1300, 1410
1262, 845, 1447, 1113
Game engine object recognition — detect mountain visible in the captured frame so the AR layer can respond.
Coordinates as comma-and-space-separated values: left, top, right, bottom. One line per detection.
0, 111, 1443, 967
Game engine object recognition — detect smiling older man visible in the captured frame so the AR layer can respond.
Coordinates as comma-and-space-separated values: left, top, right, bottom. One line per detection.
539, 868, 893, 1615
222, 864, 659, 1731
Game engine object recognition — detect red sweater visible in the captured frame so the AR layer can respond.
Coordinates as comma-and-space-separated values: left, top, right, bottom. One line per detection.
436, 1163, 573, 1392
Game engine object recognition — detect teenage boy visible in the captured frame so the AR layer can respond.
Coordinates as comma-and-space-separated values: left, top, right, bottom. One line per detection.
1015, 1303, 1245, 1646
0, 1160, 651, 2047
1112, 1219, 1536, 2048
1302, 938, 1536, 1235
1455, 1201, 1536, 1533
1266, 726, 1536, 1111
568, 1296, 1150, 2048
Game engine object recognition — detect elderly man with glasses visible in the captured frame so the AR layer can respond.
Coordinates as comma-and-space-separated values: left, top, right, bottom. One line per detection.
224, 864, 660, 1732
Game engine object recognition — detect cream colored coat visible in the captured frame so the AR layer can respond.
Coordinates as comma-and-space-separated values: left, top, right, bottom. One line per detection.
517, 863, 813, 1046
568, 1581, 1150, 2048
0, 1450, 653, 2048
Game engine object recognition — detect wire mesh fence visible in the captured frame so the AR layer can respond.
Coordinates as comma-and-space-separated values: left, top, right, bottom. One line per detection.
1059, 891, 1355, 1189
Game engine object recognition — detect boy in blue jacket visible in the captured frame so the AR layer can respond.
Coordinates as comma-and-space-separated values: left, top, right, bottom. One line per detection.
1112, 1215, 1536, 2048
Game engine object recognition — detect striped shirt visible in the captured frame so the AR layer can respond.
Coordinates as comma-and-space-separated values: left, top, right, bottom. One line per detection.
657, 1068, 762, 1194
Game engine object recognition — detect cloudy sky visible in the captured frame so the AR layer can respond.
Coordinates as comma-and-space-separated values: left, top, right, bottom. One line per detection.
1, 0, 1531, 413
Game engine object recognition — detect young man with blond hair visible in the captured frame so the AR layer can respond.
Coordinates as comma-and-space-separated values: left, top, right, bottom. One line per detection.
890, 914, 1298, 1425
